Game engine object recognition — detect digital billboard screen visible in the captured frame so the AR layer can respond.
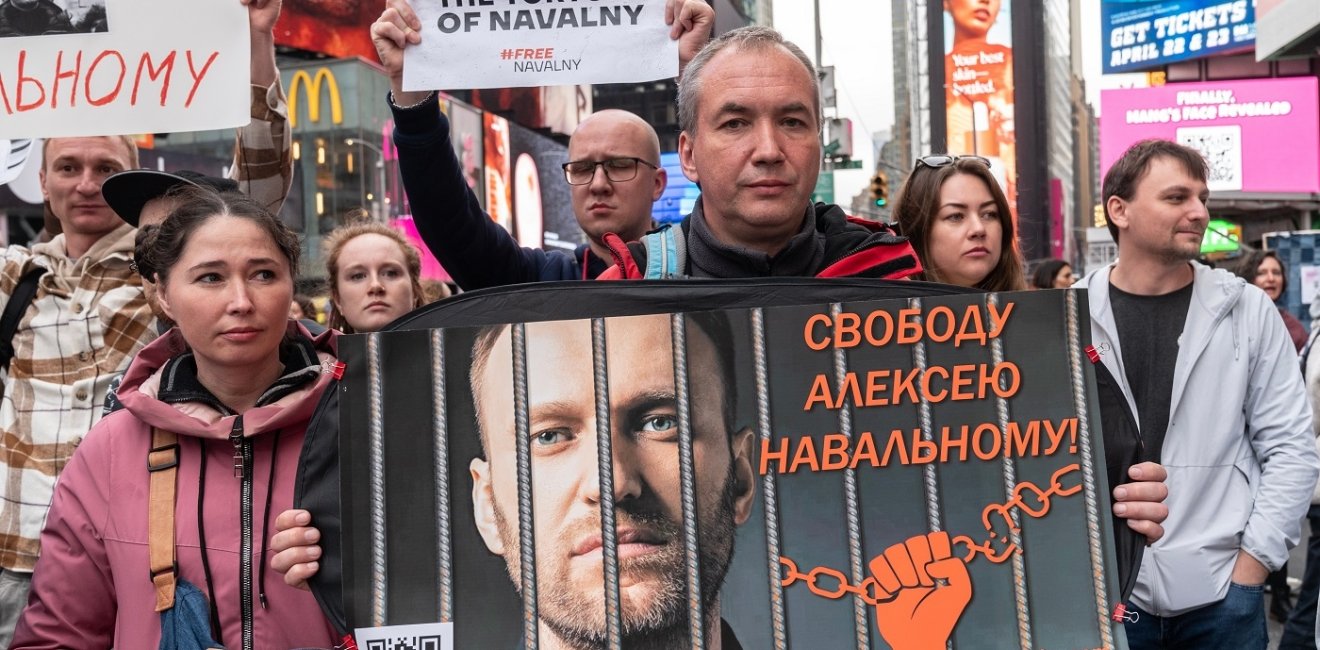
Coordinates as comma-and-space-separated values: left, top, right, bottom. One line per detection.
508, 120, 571, 250
651, 152, 700, 225
1100, 77, 1320, 194
275, 0, 379, 61
943, 0, 1018, 226
1103, 0, 1255, 74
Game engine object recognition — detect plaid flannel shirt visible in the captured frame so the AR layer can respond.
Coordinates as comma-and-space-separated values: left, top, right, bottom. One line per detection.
234, 81, 294, 216
0, 80, 293, 572
0, 225, 154, 572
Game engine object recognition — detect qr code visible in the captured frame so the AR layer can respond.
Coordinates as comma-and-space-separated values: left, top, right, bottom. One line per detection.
356, 622, 453, 650
364, 635, 446, 650
1176, 125, 1243, 192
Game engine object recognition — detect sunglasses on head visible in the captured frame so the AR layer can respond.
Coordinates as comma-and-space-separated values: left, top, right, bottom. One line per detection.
914, 155, 992, 170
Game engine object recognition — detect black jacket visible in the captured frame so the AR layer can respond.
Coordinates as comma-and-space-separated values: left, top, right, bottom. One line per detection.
390, 92, 611, 288
1092, 357, 1148, 603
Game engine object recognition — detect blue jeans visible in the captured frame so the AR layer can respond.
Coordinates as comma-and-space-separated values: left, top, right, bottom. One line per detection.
1124, 583, 1267, 650
1280, 509, 1320, 650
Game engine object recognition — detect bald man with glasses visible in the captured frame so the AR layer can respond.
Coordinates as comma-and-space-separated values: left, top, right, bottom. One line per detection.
555, 110, 668, 280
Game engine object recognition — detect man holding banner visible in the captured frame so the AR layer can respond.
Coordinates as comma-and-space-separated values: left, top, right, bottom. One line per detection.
370, 0, 712, 288
272, 13, 1171, 600
601, 27, 1166, 551
1089, 139, 1318, 648
0, 1, 292, 643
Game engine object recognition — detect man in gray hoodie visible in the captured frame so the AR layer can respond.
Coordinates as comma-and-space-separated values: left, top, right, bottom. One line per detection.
1086, 138, 1319, 649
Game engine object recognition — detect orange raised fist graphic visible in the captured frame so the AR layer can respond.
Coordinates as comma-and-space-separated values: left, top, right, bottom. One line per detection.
869, 530, 973, 650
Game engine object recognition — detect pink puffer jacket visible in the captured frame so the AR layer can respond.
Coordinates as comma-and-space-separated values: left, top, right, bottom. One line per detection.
13, 323, 340, 649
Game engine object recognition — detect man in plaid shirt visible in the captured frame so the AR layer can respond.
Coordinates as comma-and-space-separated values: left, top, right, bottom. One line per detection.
0, 1, 294, 643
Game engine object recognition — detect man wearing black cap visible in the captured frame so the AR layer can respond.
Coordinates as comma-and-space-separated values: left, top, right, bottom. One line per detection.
104, 169, 240, 228
0, 2, 293, 643
101, 169, 242, 330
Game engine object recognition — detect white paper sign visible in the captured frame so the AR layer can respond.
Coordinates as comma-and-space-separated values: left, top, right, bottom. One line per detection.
404, 0, 678, 91
1301, 264, 1320, 305
0, 0, 249, 139
355, 621, 455, 650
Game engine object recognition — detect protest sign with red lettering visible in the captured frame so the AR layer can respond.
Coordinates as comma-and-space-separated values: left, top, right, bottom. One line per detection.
0, 0, 248, 138
295, 281, 1136, 649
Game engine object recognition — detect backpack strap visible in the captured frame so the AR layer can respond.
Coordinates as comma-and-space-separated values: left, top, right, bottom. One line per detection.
640, 225, 686, 279
148, 427, 181, 612
0, 266, 46, 371
600, 226, 689, 280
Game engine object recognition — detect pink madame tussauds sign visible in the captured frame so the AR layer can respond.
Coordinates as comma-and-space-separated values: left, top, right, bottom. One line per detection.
1100, 76, 1320, 194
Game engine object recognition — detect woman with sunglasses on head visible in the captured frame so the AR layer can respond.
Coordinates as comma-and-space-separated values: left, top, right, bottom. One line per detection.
12, 188, 339, 649
893, 155, 1026, 291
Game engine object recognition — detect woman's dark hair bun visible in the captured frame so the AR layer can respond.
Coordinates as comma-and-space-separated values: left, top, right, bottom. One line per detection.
132, 224, 162, 282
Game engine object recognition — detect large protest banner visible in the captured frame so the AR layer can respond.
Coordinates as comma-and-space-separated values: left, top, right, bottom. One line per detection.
324, 281, 1128, 650
0, 0, 249, 139
402, 0, 678, 91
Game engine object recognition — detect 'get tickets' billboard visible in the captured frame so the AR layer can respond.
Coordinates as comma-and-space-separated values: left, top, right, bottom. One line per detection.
1103, 0, 1255, 74
1100, 77, 1320, 194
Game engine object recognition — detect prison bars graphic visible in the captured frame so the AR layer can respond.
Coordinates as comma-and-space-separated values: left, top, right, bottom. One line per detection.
357, 298, 1116, 649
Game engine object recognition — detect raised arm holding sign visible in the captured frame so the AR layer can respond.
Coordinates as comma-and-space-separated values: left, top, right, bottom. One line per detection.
369, 0, 711, 290
372, 0, 709, 105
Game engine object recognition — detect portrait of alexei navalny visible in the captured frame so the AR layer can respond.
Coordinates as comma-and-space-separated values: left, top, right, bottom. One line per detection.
335, 289, 1127, 649
0, 0, 107, 38
333, 310, 762, 648
464, 313, 756, 650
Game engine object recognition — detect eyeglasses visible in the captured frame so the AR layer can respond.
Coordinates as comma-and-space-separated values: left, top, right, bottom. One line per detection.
562, 157, 658, 185
914, 155, 992, 170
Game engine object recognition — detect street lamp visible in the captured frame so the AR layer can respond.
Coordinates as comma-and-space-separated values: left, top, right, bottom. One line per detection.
345, 138, 389, 222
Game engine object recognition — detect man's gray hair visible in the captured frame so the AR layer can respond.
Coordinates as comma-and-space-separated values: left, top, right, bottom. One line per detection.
676, 25, 822, 134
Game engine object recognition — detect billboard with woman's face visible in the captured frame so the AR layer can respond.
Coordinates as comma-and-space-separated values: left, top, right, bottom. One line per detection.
943, 0, 1017, 225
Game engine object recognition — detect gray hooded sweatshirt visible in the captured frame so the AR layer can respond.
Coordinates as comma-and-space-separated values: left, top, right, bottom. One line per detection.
1085, 260, 1318, 616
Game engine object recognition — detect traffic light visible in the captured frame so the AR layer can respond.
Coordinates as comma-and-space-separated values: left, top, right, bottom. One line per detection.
870, 170, 889, 207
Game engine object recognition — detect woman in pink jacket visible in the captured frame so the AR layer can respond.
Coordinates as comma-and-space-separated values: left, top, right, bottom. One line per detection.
13, 187, 339, 649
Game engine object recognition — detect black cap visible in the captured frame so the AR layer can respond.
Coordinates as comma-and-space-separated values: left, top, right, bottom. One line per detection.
102, 169, 240, 227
